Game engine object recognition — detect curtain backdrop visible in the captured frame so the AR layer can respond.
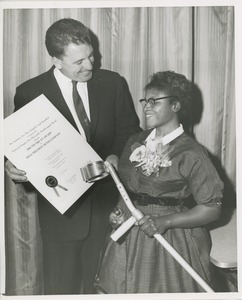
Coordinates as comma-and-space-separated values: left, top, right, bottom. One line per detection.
3, 6, 235, 295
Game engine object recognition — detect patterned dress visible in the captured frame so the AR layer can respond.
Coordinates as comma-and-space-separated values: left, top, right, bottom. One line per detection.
97, 130, 224, 293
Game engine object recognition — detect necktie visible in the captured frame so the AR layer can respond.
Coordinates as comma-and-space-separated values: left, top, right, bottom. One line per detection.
72, 80, 91, 142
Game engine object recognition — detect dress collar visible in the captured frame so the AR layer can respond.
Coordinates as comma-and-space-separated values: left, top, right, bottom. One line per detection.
146, 124, 184, 146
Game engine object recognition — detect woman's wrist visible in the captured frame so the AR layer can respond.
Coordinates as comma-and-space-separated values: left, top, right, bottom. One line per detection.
165, 215, 172, 229
154, 215, 173, 234
164, 213, 182, 229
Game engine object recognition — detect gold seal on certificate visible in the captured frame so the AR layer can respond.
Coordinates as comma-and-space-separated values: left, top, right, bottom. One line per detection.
4, 94, 102, 214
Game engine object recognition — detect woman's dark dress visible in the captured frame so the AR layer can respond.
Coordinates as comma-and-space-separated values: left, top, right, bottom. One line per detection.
98, 130, 224, 293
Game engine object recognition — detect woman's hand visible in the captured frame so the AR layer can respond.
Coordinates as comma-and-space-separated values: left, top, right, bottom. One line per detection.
138, 214, 169, 237
109, 207, 125, 229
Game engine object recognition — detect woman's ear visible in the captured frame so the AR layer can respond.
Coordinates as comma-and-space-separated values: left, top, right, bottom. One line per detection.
172, 101, 181, 113
52, 57, 62, 70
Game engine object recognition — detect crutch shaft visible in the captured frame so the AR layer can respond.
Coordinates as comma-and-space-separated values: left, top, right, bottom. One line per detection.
111, 216, 137, 241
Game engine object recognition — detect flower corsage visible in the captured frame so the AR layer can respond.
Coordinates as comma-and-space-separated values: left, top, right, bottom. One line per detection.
129, 140, 172, 176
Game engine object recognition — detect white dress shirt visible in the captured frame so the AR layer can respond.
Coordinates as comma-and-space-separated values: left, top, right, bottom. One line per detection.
54, 67, 90, 140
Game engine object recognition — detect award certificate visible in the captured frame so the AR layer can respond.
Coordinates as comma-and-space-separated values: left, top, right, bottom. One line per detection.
4, 94, 102, 214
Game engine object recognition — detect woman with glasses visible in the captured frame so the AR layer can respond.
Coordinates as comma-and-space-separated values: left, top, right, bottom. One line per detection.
95, 71, 224, 293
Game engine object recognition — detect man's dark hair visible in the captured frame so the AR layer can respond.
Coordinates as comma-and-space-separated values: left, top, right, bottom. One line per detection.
45, 18, 91, 58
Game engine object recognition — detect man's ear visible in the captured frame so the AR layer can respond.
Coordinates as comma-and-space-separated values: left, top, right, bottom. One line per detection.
52, 57, 62, 69
172, 101, 181, 113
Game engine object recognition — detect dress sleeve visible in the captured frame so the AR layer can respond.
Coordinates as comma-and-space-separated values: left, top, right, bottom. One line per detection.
185, 147, 224, 206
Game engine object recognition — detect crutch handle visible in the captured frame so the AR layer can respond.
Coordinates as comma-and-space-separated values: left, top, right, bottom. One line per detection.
111, 216, 137, 241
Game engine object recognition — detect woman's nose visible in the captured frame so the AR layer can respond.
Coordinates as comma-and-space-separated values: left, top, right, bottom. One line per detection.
144, 101, 153, 110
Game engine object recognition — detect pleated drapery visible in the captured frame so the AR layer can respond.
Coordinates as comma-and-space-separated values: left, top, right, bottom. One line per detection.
2, 6, 235, 295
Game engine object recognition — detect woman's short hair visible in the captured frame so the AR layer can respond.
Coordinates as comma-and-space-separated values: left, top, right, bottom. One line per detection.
145, 71, 192, 122
45, 18, 91, 58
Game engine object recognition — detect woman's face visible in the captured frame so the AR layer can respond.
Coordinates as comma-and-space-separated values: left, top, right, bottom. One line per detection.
143, 88, 179, 133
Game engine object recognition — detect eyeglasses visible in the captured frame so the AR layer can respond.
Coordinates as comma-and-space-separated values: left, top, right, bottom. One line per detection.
139, 96, 178, 107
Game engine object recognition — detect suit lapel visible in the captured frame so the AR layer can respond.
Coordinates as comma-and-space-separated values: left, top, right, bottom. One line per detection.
87, 72, 102, 143
43, 68, 79, 132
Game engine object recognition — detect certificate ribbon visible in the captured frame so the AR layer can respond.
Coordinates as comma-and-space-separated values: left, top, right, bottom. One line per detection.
45, 175, 68, 197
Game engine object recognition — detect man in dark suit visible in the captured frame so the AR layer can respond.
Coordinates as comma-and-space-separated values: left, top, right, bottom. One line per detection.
5, 18, 141, 295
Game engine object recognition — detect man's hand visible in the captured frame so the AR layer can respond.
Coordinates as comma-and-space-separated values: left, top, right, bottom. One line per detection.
109, 207, 125, 229
106, 154, 119, 170
5, 159, 28, 182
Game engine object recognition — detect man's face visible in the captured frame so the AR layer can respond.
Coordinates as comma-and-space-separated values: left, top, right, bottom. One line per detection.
55, 43, 94, 82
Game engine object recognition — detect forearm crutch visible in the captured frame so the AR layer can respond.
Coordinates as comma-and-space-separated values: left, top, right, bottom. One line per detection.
81, 160, 214, 293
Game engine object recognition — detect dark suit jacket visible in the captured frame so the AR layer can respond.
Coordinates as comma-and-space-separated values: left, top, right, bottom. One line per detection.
13, 67, 141, 241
